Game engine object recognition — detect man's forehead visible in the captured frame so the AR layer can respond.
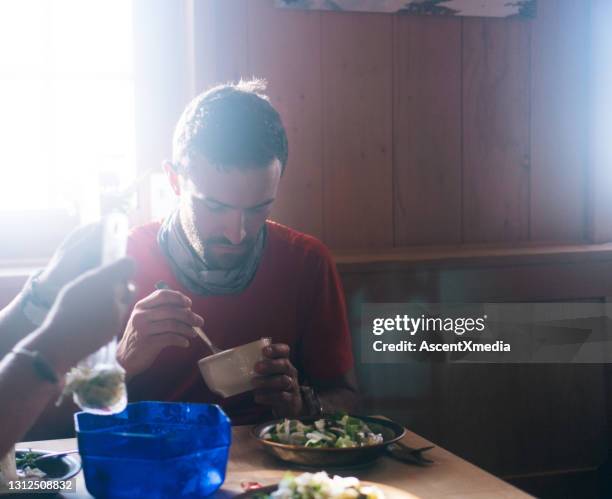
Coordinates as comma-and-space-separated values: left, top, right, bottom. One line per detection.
182, 157, 281, 206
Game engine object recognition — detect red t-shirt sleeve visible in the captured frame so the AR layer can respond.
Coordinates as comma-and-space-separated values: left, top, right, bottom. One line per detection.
298, 241, 354, 381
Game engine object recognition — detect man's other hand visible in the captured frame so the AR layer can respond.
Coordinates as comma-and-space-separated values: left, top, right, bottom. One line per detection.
252, 343, 303, 417
117, 289, 203, 378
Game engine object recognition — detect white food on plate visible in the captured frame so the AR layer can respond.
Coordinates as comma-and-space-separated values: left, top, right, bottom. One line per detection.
270, 471, 385, 499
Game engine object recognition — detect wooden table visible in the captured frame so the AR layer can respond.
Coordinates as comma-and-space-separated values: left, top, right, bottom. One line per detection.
17, 425, 531, 498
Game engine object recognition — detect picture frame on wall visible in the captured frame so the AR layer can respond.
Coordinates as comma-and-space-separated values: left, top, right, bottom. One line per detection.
275, 0, 537, 18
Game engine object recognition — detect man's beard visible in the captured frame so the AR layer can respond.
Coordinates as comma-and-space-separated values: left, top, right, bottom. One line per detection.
178, 212, 253, 270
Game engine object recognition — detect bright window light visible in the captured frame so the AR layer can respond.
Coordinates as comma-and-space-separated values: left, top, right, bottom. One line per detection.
0, 0, 135, 218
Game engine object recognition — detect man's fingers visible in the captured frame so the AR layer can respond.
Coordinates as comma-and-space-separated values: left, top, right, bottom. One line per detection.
150, 333, 191, 350
262, 343, 290, 359
143, 307, 204, 327
251, 374, 295, 391
138, 289, 191, 309
148, 320, 198, 338
254, 358, 296, 376
253, 390, 293, 406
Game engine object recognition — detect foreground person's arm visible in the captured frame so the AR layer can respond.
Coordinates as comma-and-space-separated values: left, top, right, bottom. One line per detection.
0, 258, 134, 457
0, 224, 103, 357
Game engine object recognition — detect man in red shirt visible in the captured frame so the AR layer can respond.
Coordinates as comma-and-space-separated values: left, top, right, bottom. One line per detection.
118, 79, 359, 424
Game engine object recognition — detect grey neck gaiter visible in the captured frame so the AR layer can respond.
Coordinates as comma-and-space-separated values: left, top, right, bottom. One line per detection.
157, 209, 267, 296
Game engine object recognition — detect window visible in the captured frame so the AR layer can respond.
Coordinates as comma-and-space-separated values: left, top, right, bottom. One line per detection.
0, 0, 135, 258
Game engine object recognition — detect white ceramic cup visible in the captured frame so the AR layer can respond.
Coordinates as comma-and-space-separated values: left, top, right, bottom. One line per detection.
198, 337, 272, 398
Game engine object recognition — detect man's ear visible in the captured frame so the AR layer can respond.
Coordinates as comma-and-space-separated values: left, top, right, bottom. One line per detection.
162, 160, 181, 196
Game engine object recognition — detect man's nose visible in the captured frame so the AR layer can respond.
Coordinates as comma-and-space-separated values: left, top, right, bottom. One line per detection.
223, 209, 247, 245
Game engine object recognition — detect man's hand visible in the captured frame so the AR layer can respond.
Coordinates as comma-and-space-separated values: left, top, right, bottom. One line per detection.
252, 343, 303, 417
117, 289, 203, 378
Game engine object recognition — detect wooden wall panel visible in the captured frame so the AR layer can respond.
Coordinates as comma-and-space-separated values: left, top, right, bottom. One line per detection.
393, 15, 462, 246
320, 12, 394, 250
462, 18, 531, 243
247, 1, 324, 239
588, 0, 612, 244
339, 253, 612, 479
213, 0, 249, 83
190, 0, 217, 94
530, 0, 589, 242
189, 0, 593, 250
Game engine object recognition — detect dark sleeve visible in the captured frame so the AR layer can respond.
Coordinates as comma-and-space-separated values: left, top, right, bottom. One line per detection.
298, 243, 354, 381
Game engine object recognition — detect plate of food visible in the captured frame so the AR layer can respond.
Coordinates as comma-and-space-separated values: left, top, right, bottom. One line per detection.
14, 449, 81, 481
252, 413, 406, 467
1, 448, 81, 496
236, 471, 417, 499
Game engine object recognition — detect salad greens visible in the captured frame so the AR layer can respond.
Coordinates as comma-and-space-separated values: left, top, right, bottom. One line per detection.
14, 449, 46, 479
262, 414, 384, 448
15, 450, 38, 470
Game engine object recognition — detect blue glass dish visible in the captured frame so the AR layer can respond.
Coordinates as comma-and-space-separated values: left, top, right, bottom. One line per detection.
74, 401, 231, 498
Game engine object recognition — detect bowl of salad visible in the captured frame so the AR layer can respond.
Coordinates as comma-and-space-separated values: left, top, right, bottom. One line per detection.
252, 413, 406, 467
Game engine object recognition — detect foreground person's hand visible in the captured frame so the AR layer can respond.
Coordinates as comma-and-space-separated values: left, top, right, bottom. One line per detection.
34, 223, 104, 305
0, 223, 107, 355
117, 289, 203, 378
252, 343, 303, 417
0, 258, 135, 458
18, 258, 136, 376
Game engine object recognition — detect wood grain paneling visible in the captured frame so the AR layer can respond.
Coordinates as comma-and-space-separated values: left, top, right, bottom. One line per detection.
247, 1, 324, 239
320, 12, 393, 250
339, 252, 612, 479
462, 18, 531, 243
588, 0, 612, 244
530, 0, 589, 242
436, 363, 607, 477
190, 0, 217, 94
393, 15, 462, 246
213, 0, 249, 83
191, 1, 591, 249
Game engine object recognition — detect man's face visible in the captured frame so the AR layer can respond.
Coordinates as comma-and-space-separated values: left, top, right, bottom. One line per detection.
175, 156, 282, 270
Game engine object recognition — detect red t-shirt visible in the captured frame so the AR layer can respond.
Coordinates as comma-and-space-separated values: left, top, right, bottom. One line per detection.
125, 220, 354, 424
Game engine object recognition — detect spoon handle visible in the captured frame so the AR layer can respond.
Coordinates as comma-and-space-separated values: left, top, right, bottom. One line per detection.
194, 326, 221, 354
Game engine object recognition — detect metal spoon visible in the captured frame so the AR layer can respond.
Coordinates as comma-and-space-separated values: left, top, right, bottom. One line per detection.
154, 281, 222, 354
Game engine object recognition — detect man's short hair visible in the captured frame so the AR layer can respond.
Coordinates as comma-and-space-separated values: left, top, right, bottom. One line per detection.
172, 78, 289, 174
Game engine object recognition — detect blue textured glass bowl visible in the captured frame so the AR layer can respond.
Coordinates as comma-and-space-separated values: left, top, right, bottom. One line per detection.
74, 401, 231, 498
